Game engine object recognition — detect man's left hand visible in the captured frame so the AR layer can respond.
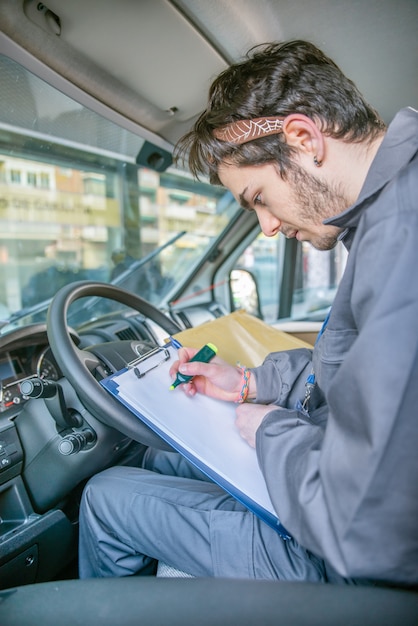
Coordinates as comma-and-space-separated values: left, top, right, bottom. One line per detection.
235, 403, 278, 447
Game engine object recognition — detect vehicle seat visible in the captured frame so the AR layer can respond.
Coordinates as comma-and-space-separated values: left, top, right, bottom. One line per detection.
157, 561, 194, 578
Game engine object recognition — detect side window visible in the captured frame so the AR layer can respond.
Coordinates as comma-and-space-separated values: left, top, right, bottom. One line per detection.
232, 232, 347, 323
292, 241, 347, 321
232, 233, 282, 321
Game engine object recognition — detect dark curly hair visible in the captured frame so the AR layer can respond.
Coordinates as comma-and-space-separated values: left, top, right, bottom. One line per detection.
175, 40, 385, 184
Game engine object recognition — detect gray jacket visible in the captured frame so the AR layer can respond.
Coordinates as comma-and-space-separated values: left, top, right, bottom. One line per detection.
253, 108, 418, 586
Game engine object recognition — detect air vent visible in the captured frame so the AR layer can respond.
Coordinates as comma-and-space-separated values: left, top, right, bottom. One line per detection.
210, 305, 226, 318
115, 326, 137, 341
175, 311, 192, 328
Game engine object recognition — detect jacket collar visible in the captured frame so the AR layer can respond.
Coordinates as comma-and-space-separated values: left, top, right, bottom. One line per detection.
324, 107, 418, 231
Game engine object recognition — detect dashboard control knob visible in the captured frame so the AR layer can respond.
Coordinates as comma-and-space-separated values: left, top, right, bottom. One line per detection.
58, 430, 95, 455
20, 378, 57, 399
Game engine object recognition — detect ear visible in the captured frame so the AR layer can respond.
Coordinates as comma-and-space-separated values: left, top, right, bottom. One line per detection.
282, 114, 325, 164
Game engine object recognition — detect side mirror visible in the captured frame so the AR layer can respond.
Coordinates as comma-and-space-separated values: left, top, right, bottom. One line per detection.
230, 269, 262, 318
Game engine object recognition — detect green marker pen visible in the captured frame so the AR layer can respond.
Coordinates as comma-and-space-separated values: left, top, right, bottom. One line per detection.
170, 343, 217, 390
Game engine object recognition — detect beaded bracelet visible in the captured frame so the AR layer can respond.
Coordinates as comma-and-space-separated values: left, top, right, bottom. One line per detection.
235, 366, 251, 403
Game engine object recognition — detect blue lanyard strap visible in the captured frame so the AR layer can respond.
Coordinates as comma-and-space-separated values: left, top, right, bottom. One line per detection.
315, 308, 331, 346
300, 309, 331, 412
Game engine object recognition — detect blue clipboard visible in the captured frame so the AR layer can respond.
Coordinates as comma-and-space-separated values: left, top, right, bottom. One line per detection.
100, 340, 291, 540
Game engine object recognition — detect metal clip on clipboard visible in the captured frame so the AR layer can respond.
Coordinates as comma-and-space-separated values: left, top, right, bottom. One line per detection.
127, 346, 171, 379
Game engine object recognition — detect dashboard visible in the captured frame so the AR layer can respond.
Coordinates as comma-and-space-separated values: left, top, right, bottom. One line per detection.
0, 303, 222, 415
0, 342, 61, 413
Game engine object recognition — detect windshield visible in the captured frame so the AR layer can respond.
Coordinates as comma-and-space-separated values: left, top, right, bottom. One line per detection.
0, 55, 239, 332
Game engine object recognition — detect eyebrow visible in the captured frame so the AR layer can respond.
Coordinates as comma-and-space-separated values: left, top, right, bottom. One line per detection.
238, 187, 253, 211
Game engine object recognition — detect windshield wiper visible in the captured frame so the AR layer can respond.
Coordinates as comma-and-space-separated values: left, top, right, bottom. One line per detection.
66, 230, 187, 323
110, 231, 186, 287
1, 232, 187, 333
0, 297, 54, 332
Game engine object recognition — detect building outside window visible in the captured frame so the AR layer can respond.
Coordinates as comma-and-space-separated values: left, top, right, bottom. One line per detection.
27, 172, 37, 187
10, 169, 21, 184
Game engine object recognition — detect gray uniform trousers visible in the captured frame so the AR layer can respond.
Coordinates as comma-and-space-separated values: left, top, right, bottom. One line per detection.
78, 448, 333, 581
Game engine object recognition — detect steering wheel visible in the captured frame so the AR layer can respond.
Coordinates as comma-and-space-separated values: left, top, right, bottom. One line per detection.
47, 281, 182, 449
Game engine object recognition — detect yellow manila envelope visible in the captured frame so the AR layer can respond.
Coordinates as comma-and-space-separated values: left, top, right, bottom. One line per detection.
172, 309, 312, 368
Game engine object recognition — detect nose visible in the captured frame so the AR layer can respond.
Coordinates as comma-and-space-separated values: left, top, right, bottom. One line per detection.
258, 211, 281, 237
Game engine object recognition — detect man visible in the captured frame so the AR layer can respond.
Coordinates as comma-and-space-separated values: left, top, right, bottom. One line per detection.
79, 40, 417, 587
